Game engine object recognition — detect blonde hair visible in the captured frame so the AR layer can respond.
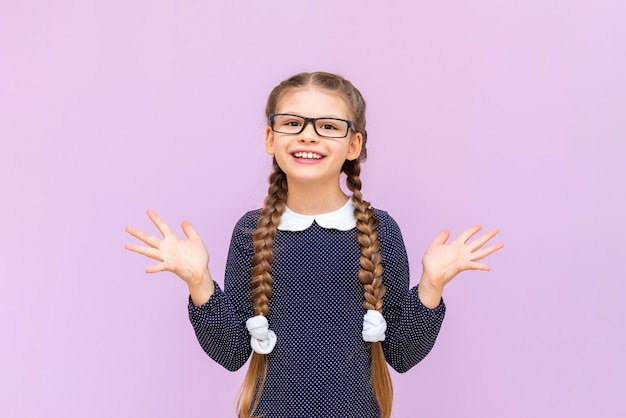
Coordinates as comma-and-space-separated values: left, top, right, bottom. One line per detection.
238, 72, 392, 418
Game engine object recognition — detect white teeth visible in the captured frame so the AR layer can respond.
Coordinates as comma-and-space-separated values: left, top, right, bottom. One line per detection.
294, 152, 322, 159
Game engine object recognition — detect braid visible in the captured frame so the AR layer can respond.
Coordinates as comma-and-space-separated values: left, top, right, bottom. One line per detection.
344, 159, 393, 418
344, 160, 386, 309
238, 158, 287, 418
250, 159, 287, 316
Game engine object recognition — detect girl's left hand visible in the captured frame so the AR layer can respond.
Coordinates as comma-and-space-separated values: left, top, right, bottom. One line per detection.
418, 226, 503, 308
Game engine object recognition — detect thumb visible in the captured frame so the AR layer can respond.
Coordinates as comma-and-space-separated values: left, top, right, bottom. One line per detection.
181, 220, 200, 240
431, 229, 450, 246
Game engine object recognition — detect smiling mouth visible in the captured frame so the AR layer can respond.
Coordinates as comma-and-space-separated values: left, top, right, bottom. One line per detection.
292, 152, 323, 160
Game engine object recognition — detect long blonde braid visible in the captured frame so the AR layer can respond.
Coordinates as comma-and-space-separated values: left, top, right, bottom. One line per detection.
345, 159, 393, 418
237, 159, 287, 418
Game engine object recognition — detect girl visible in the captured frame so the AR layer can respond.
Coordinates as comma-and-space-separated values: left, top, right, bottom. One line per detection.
125, 72, 503, 418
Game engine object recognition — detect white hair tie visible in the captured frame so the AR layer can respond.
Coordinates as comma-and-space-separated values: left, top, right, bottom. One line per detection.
362, 310, 387, 342
246, 315, 277, 354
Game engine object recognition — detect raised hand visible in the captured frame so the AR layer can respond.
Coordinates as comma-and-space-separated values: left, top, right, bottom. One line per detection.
418, 226, 503, 308
125, 210, 214, 305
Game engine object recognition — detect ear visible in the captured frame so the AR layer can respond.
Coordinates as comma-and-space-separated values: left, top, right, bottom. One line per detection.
346, 132, 363, 161
265, 126, 275, 155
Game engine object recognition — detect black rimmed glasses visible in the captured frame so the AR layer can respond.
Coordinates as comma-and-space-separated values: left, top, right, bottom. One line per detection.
269, 113, 355, 138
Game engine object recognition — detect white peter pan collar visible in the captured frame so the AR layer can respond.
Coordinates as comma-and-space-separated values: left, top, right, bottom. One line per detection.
277, 198, 357, 231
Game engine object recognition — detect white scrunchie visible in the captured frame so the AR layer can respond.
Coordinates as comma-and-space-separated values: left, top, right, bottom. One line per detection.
362, 310, 387, 342
246, 315, 277, 354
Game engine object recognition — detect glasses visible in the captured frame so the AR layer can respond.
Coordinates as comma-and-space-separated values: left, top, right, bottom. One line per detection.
269, 113, 355, 138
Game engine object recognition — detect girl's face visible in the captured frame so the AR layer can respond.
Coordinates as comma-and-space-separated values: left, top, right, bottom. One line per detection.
265, 87, 363, 189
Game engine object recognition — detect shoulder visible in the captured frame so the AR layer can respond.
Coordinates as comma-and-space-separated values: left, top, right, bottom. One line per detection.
235, 209, 261, 230
372, 208, 407, 249
229, 209, 261, 247
372, 208, 402, 235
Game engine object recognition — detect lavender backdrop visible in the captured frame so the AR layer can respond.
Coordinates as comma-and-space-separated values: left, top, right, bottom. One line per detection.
1, 1, 624, 417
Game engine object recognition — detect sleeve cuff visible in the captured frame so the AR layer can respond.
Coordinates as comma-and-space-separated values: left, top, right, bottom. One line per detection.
188, 281, 224, 314
411, 285, 446, 315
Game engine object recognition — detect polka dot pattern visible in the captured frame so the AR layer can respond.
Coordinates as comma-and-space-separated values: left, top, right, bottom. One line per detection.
189, 209, 446, 417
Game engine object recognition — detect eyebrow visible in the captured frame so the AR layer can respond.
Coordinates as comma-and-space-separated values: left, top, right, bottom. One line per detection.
279, 112, 349, 119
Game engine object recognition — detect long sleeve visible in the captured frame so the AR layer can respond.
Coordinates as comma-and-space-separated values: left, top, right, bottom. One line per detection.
375, 211, 446, 373
187, 212, 259, 371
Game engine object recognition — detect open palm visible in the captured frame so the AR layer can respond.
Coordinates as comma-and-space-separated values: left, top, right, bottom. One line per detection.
422, 226, 503, 288
125, 210, 209, 286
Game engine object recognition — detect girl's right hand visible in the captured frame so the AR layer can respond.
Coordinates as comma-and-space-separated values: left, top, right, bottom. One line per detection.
125, 210, 215, 304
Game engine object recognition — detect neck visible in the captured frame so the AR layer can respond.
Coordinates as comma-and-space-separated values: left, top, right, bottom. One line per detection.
285, 181, 350, 215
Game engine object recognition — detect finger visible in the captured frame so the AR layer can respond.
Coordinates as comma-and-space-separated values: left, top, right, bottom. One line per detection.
125, 225, 162, 248
470, 242, 504, 262
467, 262, 491, 272
432, 229, 450, 246
146, 262, 168, 274
124, 243, 165, 262
458, 225, 483, 244
147, 210, 175, 237
181, 220, 200, 240
454, 260, 492, 272
467, 228, 500, 252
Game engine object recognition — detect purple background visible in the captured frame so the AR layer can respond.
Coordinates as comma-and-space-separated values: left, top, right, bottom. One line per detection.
1, 1, 624, 417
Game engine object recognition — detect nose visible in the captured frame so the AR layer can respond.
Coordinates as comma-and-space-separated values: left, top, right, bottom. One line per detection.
299, 120, 320, 142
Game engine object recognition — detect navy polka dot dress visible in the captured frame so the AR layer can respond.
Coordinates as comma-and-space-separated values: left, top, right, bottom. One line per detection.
189, 208, 446, 417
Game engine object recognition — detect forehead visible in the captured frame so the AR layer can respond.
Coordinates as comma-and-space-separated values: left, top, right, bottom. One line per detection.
276, 87, 351, 118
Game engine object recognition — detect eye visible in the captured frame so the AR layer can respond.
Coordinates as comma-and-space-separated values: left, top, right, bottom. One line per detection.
277, 116, 303, 127
318, 120, 343, 131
